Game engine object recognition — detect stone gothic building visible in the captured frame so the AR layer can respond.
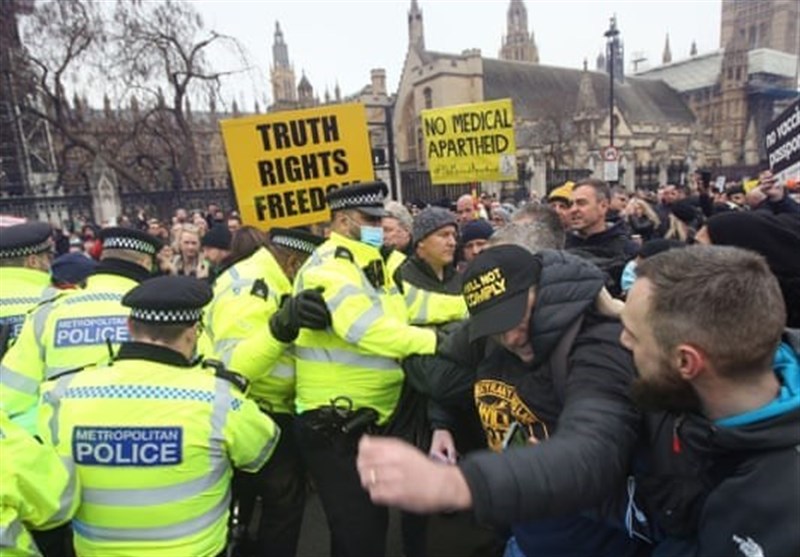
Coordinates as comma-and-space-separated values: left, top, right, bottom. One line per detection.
637, 0, 798, 167
394, 0, 703, 195
499, 0, 539, 64
268, 22, 338, 112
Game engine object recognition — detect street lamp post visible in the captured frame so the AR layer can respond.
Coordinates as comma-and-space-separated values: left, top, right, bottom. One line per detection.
604, 16, 620, 148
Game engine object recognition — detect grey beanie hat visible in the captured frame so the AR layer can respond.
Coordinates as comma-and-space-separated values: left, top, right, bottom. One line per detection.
413, 207, 457, 244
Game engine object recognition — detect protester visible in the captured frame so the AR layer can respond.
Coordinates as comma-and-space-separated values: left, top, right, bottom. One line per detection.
546, 181, 574, 229
622, 245, 800, 556
696, 211, 800, 327
360, 245, 644, 557
383, 200, 414, 255
457, 219, 494, 271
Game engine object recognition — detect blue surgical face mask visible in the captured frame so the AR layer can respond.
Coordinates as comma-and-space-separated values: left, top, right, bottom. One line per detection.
360, 225, 384, 248
621, 259, 638, 294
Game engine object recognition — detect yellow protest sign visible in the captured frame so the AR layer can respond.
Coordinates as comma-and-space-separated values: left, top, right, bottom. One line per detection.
421, 98, 517, 185
220, 103, 375, 228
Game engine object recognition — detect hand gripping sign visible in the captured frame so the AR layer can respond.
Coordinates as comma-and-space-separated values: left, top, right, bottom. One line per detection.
221, 103, 376, 229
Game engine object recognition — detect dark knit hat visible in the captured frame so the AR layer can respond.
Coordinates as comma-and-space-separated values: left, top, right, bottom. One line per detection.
669, 200, 700, 227
706, 211, 800, 327
201, 225, 232, 250
460, 219, 494, 244
413, 207, 457, 244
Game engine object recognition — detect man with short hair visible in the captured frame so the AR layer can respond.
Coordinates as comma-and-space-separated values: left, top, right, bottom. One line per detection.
458, 219, 494, 270
621, 245, 800, 556
359, 245, 645, 557
1, 227, 162, 432
608, 186, 629, 223
227, 214, 243, 234
455, 194, 477, 225
567, 179, 638, 296
38, 275, 279, 557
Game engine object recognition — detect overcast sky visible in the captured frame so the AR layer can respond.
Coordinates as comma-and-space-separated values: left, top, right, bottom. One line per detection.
194, 0, 722, 110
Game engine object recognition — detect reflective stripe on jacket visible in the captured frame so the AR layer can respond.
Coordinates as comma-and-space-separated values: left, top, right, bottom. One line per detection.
37, 358, 279, 557
0, 410, 79, 556
293, 232, 436, 424
1, 273, 137, 432
205, 247, 294, 413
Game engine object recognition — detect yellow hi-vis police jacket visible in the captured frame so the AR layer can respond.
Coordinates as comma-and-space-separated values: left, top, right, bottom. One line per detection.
293, 232, 437, 424
205, 247, 295, 414
0, 267, 57, 344
37, 348, 280, 557
383, 250, 468, 326
1, 272, 139, 432
0, 410, 79, 557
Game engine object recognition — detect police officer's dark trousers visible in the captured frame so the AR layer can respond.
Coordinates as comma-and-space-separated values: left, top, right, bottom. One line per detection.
232, 412, 306, 557
295, 411, 388, 557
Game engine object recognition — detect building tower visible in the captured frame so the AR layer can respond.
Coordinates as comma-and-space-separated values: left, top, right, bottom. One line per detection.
499, 0, 539, 63
0, 1, 57, 197
297, 72, 314, 108
408, 0, 425, 50
720, 0, 799, 55
662, 33, 672, 64
270, 22, 296, 107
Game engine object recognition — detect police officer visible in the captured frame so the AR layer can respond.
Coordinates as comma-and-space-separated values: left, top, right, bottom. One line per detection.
292, 181, 439, 557
1, 227, 161, 432
0, 221, 57, 354
205, 227, 328, 557
0, 409, 79, 555
37, 275, 279, 557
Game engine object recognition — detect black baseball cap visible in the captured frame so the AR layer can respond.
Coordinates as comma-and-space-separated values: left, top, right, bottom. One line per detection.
462, 245, 542, 342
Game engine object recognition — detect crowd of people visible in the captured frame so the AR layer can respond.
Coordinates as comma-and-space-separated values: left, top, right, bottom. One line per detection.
0, 168, 798, 557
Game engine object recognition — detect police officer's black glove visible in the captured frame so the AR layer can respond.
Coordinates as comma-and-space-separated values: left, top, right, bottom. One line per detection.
269, 288, 331, 343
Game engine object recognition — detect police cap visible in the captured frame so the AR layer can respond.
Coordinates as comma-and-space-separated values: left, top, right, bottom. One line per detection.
326, 181, 389, 217
269, 227, 324, 255
123, 276, 212, 324
99, 227, 163, 256
0, 221, 53, 259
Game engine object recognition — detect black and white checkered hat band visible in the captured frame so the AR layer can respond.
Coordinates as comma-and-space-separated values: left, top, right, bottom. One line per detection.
130, 307, 203, 323
0, 239, 52, 259
103, 236, 157, 255
328, 193, 384, 211
272, 235, 317, 255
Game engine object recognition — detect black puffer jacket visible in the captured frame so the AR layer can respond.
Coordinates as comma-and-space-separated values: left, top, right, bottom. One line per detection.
405, 251, 641, 524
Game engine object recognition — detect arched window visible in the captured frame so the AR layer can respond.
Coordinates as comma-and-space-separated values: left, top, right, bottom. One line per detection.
423, 87, 433, 109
